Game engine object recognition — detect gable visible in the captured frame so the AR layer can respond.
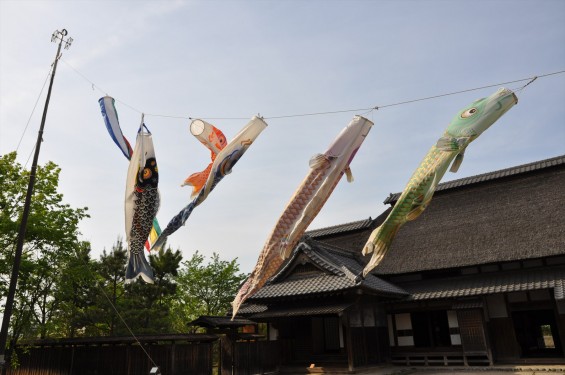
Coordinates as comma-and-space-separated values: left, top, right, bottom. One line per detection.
285, 261, 329, 281
247, 240, 408, 302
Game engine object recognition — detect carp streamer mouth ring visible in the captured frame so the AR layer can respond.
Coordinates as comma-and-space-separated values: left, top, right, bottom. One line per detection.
190, 119, 206, 136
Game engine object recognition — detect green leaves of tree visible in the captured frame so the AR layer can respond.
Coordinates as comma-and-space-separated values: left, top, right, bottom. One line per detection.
172, 251, 247, 332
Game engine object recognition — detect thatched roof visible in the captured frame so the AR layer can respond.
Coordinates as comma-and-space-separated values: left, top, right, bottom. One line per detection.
383, 155, 565, 204
373, 155, 565, 274
309, 155, 565, 275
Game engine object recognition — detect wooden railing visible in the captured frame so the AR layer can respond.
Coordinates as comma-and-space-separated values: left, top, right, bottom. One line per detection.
391, 349, 490, 366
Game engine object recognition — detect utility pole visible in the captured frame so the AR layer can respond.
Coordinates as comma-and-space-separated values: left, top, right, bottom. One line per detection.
0, 29, 72, 374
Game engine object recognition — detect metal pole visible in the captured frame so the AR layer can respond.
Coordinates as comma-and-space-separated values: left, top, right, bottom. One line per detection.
0, 29, 72, 373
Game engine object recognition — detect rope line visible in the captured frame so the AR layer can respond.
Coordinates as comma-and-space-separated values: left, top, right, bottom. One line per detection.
60, 57, 564, 121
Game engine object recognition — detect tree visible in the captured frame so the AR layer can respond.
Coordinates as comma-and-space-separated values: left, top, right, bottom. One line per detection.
51, 242, 98, 338
93, 238, 128, 336
171, 251, 247, 332
117, 247, 182, 335
0, 152, 89, 345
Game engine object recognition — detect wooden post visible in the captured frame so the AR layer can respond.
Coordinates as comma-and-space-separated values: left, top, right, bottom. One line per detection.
344, 313, 354, 372
170, 341, 176, 375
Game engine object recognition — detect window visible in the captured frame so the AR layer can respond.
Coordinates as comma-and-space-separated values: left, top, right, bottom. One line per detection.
541, 325, 556, 349
391, 310, 458, 348
411, 311, 451, 347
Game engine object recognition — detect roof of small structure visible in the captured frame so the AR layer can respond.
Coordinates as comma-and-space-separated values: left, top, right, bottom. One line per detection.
247, 239, 408, 301
189, 315, 256, 328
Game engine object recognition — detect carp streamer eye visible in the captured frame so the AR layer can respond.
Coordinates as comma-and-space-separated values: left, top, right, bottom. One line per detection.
143, 168, 152, 179
461, 107, 478, 119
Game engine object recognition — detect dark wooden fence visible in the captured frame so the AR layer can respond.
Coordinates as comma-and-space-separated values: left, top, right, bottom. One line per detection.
233, 340, 280, 375
220, 336, 280, 375
5, 334, 280, 375
6, 334, 217, 375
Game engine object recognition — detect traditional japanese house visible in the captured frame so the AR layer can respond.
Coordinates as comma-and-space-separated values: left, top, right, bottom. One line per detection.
237, 155, 565, 371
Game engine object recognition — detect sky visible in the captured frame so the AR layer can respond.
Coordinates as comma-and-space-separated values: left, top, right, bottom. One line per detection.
1, 0, 564, 275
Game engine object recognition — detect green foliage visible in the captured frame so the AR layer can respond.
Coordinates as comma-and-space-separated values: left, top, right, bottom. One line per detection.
92, 239, 128, 336
0, 152, 89, 251
53, 242, 98, 338
114, 247, 182, 335
0, 152, 89, 344
171, 251, 247, 332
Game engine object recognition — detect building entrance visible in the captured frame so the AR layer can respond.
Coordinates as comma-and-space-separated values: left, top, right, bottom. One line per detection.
512, 309, 563, 357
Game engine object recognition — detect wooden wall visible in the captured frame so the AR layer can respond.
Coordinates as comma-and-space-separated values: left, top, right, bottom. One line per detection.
488, 317, 521, 360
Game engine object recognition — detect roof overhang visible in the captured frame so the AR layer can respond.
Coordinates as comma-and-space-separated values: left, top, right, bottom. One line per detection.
250, 302, 352, 319
403, 265, 565, 301
188, 315, 256, 329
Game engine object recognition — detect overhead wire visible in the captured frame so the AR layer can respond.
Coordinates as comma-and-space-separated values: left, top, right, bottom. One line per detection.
59, 56, 564, 122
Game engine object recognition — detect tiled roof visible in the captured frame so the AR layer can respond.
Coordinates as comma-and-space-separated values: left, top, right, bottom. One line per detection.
248, 240, 408, 301
384, 155, 565, 204
188, 315, 256, 328
306, 218, 374, 238
251, 303, 352, 319
236, 304, 268, 315
250, 274, 358, 299
402, 265, 565, 301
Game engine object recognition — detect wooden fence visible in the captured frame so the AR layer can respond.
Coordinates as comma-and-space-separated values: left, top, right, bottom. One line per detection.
219, 336, 279, 375
6, 334, 217, 375
5, 334, 280, 375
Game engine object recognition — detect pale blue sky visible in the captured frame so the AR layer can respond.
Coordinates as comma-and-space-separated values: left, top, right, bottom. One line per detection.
1, 0, 564, 273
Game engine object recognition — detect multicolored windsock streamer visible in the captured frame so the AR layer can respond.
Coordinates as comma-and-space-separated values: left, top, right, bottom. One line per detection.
231, 115, 374, 318
362, 88, 518, 277
181, 120, 227, 198
151, 116, 267, 251
144, 218, 162, 252
99, 96, 133, 160
124, 125, 160, 283
99, 96, 162, 252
